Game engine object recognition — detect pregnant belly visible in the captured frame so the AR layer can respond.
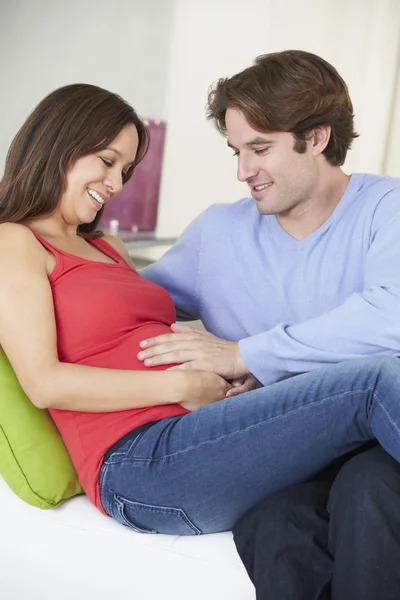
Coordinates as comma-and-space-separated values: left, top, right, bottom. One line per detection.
74, 322, 177, 371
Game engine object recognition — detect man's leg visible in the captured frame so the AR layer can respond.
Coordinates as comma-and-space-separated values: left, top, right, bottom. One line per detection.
328, 445, 400, 600
232, 458, 345, 600
233, 444, 400, 600
232, 445, 377, 600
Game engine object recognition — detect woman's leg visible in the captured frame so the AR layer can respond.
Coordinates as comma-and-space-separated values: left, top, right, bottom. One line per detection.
100, 356, 400, 534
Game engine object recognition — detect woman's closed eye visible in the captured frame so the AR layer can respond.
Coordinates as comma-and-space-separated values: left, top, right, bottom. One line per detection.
101, 157, 129, 181
100, 157, 113, 168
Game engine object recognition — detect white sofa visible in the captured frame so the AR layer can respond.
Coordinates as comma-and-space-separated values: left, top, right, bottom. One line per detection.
0, 476, 255, 600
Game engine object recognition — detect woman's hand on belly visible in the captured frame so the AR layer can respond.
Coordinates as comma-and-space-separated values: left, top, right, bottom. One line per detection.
179, 372, 232, 412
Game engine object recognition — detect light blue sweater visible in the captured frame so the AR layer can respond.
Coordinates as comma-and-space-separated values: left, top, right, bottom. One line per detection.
141, 173, 400, 386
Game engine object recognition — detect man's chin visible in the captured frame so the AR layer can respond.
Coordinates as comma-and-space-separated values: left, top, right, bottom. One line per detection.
254, 200, 276, 216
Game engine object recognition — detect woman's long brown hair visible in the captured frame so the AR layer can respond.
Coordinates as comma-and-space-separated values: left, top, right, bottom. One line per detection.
0, 83, 149, 237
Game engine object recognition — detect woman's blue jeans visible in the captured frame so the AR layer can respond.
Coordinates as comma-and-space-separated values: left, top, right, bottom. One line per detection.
99, 356, 400, 534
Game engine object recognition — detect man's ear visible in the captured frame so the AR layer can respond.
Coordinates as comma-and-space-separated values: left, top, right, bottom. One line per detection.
309, 126, 331, 156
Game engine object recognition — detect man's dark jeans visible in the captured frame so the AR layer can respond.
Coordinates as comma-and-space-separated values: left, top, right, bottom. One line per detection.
233, 444, 400, 600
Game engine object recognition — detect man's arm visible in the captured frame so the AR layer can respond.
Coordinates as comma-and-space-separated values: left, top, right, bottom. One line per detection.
239, 210, 400, 385
140, 211, 207, 321
139, 202, 400, 385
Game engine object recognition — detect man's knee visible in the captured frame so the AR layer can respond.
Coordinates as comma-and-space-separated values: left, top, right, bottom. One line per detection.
234, 478, 331, 546
328, 445, 400, 516
234, 489, 298, 541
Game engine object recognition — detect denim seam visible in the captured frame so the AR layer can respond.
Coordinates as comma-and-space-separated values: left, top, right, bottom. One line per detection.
108, 387, 373, 465
117, 501, 185, 516
113, 492, 202, 534
98, 461, 111, 513
372, 390, 400, 435
105, 430, 147, 464
98, 461, 109, 490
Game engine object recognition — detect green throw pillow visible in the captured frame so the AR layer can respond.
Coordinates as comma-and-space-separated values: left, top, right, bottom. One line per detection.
0, 348, 83, 509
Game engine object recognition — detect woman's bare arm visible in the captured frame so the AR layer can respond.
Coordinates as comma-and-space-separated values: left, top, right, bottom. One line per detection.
0, 224, 229, 411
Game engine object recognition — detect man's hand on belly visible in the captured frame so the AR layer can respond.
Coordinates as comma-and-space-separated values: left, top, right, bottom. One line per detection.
137, 323, 250, 380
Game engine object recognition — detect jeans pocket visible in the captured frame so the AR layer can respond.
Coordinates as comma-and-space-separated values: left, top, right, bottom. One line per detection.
113, 493, 201, 535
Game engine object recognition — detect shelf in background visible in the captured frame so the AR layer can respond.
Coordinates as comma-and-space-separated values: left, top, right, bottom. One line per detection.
125, 238, 176, 267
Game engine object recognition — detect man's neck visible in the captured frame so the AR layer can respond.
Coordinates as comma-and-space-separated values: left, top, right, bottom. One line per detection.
277, 168, 350, 240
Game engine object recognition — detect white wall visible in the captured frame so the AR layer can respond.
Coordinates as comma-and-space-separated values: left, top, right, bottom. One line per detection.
157, 0, 400, 237
157, 0, 275, 236
383, 48, 400, 176
266, 0, 400, 176
1, 0, 399, 238
0, 0, 174, 165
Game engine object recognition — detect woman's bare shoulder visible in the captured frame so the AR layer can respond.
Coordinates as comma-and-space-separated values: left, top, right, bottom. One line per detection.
0, 223, 48, 266
0, 222, 37, 247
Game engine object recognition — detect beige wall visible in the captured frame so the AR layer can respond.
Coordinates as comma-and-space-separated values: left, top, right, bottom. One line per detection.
1, 0, 399, 237
383, 48, 400, 176
157, 0, 400, 237
0, 0, 174, 164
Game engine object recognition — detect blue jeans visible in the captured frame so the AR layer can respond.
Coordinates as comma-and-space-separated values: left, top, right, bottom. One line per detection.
99, 356, 400, 534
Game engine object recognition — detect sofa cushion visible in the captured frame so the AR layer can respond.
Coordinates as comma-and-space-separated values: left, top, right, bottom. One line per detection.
0, 474, 254, 600
0, 348, 83, 509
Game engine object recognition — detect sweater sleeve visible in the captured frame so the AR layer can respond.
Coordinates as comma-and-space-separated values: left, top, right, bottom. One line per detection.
239, 208, 400, 386
140, 212, 205, 321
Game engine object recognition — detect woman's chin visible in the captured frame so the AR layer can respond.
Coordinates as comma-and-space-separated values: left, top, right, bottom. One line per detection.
78, 213, 97, 225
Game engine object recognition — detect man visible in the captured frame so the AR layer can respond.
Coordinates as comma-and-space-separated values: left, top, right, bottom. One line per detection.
139, 50, 400, 599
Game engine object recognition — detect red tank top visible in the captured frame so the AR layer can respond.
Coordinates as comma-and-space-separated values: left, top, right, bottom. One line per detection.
31, 231, 189, 513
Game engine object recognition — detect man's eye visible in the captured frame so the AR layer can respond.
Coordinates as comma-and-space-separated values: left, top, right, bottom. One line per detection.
100, 157, 113, 167
254, 147, 269, 156
232, 151, 239, 157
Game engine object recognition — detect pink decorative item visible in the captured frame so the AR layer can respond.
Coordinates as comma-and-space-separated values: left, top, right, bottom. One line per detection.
101, 119, 166, 239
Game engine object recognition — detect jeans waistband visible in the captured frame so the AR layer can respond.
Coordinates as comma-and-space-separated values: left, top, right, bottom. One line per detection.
103, 421, 159, 463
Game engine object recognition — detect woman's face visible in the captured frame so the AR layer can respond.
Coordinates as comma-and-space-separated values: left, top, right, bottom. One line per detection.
59, 123, 139, 225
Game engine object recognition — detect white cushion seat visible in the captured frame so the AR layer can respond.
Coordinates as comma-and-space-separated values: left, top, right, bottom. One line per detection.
0, 476, 255, 599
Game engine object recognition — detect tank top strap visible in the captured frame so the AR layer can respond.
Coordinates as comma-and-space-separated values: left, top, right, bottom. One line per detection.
20, 225, 65, 281
26, 227, 64, 255
89, 237, 126, 264
20, 225, 128, 275
22, 225, 123, 265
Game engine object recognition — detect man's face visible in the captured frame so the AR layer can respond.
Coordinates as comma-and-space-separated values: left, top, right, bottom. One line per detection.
225, 108, 318, 217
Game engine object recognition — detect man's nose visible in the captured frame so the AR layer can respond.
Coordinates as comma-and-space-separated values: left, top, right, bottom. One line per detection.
237, 155, 259, 182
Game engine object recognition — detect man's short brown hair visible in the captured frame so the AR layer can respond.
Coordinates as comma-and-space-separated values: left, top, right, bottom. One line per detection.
207, 50, 358, 166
